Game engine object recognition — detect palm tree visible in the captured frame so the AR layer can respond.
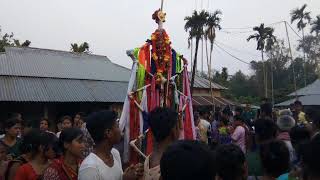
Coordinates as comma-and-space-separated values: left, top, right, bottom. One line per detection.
247, 23, 276, 98
70, 42, 90, 53
291, 4, 311, 86
185, 10, 209, 94
311, 15, 320, 36
205, 10, 222, 108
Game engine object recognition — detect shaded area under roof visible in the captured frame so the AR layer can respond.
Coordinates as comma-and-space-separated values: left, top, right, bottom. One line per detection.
289, 79, 320, 96
0, 76, 128, 102
275, 94, 320, 106
0, 47, 131, 82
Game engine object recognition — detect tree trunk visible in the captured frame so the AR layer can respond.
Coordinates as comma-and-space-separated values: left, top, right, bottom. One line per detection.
191, 37, 200, 95
209, 42, 215, 111
261, 50, 267, 98
271, 53, 275, 107
302, 28, 307, 86
205, 39, 215, 111
201, 38, 204, 74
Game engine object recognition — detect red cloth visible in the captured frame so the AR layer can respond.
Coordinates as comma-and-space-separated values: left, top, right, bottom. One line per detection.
14, 163, 38, 180
129, 97, 140, 164
43, 157, 79, 180
183, 67, 195, 140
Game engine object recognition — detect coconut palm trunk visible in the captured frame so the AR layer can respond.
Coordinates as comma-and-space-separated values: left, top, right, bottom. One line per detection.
261, 50, 267, 98
302, 28, 307, 86
191, 37, 201, 95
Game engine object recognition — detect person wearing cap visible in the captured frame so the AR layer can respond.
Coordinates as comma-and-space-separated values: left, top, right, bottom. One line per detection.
276, 112, 296, 164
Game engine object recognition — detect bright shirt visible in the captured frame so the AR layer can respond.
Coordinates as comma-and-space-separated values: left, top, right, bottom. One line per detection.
14, 163, 39, 180
298, 112, 307, 125
143, 156, 161, 180
79, 149, 123, 180
231, 126, 246, 153
277, 173, 289, 180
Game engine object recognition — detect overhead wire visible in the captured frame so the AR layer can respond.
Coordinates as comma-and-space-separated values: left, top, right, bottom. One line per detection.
215, 40, 261, 58
214, 42, 251, 65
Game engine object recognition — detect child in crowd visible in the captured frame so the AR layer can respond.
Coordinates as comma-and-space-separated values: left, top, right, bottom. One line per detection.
56, 116, 73, 138
215, 144, 248, 180
0, 118, 22, 159
218, 117, 232, 145
143, 107, 180, 180
43, 128, 85, 180
160, 140, 215, 180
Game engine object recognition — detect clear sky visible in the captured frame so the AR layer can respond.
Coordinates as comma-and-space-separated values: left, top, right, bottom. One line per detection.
0, 0, 319, 75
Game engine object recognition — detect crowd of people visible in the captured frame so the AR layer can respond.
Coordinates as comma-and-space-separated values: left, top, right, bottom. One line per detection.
0, 100, 319, 180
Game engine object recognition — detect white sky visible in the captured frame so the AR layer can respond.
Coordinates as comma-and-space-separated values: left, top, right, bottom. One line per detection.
0, 0, 319, 75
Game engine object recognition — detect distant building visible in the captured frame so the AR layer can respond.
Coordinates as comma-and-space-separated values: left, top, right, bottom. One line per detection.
0, 47, 130, 128
0, 47, 235, 129
276, 79, 320, 107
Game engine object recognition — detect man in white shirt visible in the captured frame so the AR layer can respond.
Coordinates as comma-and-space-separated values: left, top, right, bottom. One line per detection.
79, 110, 142, 180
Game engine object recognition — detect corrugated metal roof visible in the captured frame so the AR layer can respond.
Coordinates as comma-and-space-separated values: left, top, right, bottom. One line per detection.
289, 79, 320, 96
0, 76, 128, 102
276, 95, 320, 106
192, 95, 237, 106
190, 74, 227, 90
0, 47, 131, 82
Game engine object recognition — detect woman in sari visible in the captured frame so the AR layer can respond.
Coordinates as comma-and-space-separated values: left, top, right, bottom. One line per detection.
43, 128, 85, 180
14, 130, 58, 180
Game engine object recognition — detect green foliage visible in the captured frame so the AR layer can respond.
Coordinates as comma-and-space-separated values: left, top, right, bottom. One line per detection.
0, 28, 31, 52
290, 4, 311, 31
70, 42, 90, 53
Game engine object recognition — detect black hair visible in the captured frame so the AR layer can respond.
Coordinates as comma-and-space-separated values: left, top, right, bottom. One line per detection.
61, 115, 73, 124
40, 117, 50, 126
85, 110, 117, 144
148, 107, 178, 143
306, 109, 320, 130
260, 103, 272, 117
234, 115, 244, 123
294, 100, 302, 106
23, 119, 33, 128
301, 134, 320, 178
254, 118, 277, 142
290, 125, 311, 147
290, 125, 310, 162
59, 128, 84, 153
260, 141, 290, 178
235, 107, 243, 114
215, 144, 246, 180
75, 112, 86, 118
23, 130, 59, 156
160, 140, 215, 180
4, 118, 21, 129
